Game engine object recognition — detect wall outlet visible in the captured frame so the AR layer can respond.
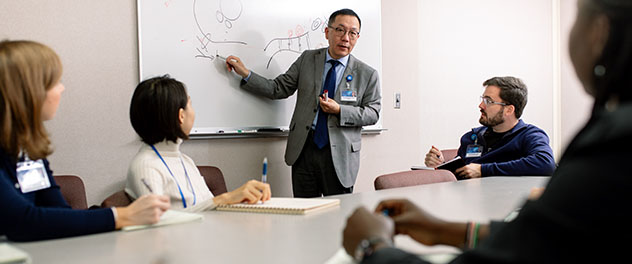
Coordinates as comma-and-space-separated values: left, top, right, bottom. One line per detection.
395, 92, 401, 109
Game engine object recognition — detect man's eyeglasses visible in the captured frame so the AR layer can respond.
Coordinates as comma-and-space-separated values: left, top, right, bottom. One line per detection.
480, 96, 507, 106
329, 26, 360, 40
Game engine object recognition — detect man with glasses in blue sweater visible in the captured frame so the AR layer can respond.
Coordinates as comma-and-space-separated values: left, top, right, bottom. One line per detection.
425, 77, 555, 179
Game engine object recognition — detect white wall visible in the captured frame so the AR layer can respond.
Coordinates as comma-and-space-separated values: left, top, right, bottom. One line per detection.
416, 0, 556, 155
560, 0, 593, 151
0, 0, 587, 205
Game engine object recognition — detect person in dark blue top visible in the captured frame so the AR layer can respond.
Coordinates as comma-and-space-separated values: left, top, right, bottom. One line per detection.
0, 40, 171, 242
342, 0, 631, 262
425, 76, 556, 179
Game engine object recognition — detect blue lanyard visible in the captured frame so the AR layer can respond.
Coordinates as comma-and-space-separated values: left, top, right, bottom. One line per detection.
150, 145, 196, 208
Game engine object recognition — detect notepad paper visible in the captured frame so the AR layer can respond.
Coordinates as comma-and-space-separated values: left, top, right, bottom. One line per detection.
216, 197, 340, 215
411, 165, 435, 170
0, 243, 30, 264
122, 210, 203, 231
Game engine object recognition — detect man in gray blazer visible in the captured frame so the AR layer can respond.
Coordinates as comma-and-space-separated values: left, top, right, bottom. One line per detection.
225, 9, 381, 197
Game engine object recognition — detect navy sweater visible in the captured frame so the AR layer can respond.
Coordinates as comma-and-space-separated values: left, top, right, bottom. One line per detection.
457, 120, 556, 176
0, 149, 114, 241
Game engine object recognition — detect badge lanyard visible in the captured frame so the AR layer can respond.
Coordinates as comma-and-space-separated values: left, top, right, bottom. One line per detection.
150, 145, 196, 208
15, 152, 50, 193
341, 74, 357, 102
465, 134, 483, 158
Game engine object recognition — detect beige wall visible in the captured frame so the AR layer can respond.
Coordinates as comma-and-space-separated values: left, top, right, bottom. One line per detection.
560, 0, 593, 151
1, 0, 587, 206
0, 0, 423, 205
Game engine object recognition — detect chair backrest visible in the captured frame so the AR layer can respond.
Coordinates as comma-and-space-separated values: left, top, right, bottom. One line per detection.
101, 190, 133, 208
374, 169, 457, 190
197, 165, 228, 196
53, 175, 88, 210
441, 149, 458, 160
99, 166, 226, 208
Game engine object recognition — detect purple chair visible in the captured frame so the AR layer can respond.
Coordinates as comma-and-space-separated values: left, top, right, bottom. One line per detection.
374, 169, 457, 190
53, 175, 88, 210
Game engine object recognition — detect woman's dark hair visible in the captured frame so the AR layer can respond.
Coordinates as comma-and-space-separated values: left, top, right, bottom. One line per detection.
589, 0, 632, 109
130, 75, 189, 145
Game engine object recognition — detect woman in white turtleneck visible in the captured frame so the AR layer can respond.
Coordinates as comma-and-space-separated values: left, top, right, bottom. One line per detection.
125, 75, 271, 212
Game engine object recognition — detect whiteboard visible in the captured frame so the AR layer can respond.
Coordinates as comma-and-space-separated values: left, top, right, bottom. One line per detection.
138, 0, 382, 135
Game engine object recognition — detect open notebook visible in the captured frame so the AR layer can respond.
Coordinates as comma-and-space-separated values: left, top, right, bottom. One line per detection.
122, 210, 203, 231
216, 197, 340, 215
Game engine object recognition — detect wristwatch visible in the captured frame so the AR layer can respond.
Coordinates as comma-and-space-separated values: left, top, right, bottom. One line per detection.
354, 237, 391, 261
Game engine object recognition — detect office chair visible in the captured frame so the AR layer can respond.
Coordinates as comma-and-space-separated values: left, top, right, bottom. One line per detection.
197, 165, 228, 196
100, 166, 228, 208
101, 190, 133, 208
441, 148, 458, 161
374, 169, 457, 190
53, 175, 89, 210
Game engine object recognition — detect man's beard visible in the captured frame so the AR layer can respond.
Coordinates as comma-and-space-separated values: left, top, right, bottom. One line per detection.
479, 109, 504, 127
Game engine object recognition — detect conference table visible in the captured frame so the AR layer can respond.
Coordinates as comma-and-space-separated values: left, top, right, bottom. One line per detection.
11, 176, 549, 264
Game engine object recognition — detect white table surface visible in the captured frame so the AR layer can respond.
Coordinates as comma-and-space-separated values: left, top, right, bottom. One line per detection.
11, 176, 549, 264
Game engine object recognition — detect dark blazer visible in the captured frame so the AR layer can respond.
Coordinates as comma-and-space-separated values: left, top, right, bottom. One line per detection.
242, 48, 381, 187
0, 149, 114, 241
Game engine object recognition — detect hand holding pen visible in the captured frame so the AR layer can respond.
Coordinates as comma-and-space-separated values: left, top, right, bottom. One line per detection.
424, 145, 444, 168
222, 54, 250, 78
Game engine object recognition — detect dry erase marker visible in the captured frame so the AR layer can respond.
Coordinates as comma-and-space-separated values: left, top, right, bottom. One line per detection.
322, 90, 329, 102
261, 157, 268, 183
215, 51, 237, 62
141, 178, 154, 193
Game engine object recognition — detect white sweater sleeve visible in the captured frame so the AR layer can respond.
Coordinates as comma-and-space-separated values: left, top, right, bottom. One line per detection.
125, 156, 167, 200
180, 198, 217, 212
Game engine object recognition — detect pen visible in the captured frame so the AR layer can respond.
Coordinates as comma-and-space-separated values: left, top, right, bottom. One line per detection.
432, 145, 441, 159
141, 178, 154, 193
261, 157, 268, 183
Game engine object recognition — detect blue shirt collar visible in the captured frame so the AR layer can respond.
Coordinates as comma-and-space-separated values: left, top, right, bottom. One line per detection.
325, 51, 349, 68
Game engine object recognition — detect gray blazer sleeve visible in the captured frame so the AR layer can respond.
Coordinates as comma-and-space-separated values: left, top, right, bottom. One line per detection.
240, 52, 305, 99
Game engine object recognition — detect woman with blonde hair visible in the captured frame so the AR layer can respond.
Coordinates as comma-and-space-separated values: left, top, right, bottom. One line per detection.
0, 40, 171, 242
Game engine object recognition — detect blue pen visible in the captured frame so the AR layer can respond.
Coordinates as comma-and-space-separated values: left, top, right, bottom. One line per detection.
262, 157, 268, 183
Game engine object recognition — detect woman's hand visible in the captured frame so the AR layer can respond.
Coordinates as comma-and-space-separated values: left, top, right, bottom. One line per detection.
213, 180, 271, 205
376, 199, 467, 247
114, 194, 171, 229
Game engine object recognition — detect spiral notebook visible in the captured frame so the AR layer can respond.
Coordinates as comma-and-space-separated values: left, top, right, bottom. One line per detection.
216, 197, 340, 215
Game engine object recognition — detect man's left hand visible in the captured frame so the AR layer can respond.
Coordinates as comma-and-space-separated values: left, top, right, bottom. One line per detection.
319, 96, 340, 114
455, 163, 481, 179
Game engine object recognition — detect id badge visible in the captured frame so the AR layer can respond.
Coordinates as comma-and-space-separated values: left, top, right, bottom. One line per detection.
341, 89, 357, 102
16, 159, 50, 193
465, 144, 483, 158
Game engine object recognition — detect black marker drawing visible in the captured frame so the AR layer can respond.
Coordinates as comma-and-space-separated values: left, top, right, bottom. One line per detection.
193, 0, 247, 61
216, 0, 243, 29
263, 17, 327, 69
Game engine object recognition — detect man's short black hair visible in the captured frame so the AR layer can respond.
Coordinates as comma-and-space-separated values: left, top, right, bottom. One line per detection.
130, 75, 189, 145
483, 76, 528, 118
328, 8, 361, 30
